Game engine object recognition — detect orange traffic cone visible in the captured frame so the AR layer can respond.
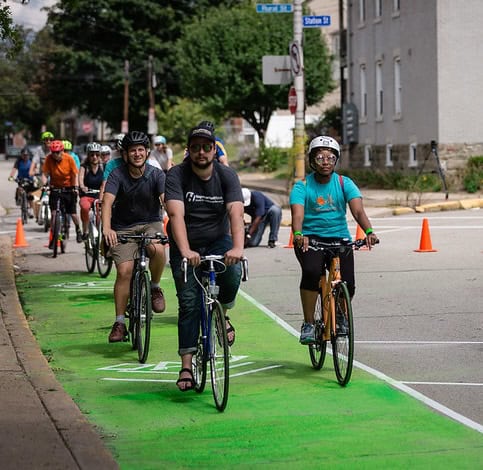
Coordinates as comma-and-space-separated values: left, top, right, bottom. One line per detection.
163, 214, 169, 234
414, 218, 437, 252
45, 228, 60, 248
13, 218, 29, 248
355, 224, 369, 250
284, 231, 294, 248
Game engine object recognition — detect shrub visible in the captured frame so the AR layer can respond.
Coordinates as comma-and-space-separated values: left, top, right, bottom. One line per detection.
463, 156, 483, 193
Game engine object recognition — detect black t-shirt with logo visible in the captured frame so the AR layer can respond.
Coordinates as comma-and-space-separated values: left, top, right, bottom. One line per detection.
165, 161, 243, 249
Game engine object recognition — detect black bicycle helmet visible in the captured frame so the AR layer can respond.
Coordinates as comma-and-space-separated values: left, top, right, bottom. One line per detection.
197, 120, 215, 133
121, 131, 150, 150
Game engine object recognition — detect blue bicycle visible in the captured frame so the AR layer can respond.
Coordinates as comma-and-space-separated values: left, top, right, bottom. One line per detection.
182, 255, 248, 411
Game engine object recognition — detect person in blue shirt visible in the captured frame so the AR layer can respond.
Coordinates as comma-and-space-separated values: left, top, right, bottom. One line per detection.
289, 136, 379, 345
62, 140, 81, 168
8, 147, 37, 217
242, 188, 282, 248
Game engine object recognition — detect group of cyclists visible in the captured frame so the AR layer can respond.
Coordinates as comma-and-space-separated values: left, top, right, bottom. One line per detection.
8, 123, 378, 393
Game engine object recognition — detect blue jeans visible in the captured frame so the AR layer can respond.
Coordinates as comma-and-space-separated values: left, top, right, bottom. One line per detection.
246, 204, 282, 247
170, 235, 242, 356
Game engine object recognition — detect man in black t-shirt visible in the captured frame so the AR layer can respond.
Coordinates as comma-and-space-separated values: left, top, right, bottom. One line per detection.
165, 123, 245, 392
102, 131, 167, 343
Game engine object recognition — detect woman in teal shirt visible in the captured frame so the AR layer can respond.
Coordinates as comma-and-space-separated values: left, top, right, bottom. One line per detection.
290, 136, 379, 345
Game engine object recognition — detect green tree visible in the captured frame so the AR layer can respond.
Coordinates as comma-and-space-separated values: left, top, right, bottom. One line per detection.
37, 0, 245, 132
0, 2, 23, 58
176, 3, 333, 143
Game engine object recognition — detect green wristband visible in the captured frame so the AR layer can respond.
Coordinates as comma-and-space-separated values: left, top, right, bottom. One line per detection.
293, 231, 303, 237
365, 228, 374, 235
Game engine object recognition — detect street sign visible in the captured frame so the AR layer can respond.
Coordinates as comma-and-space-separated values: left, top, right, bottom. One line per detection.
303, 15, 331, 27
289, 41, 302, 77
288, 86, 297, 114
262, 55, 292, 85
256, 4, 293, 13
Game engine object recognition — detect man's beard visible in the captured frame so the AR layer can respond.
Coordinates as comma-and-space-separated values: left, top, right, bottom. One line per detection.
191, 159, 213, 170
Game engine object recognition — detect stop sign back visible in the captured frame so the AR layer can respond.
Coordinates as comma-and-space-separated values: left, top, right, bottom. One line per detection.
288, 86, 297, 114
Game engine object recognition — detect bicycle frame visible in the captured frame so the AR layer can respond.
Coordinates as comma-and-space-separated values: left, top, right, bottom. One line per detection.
320, 253, 343, 341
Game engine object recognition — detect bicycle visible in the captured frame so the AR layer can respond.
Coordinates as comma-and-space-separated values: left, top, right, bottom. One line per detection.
83, 190, 101, 273
118, 232, 169, 363
49, 187, 73, 258
307, 238, 375, 386
181, 255, 249, 412
14, 178, 32, 225
95, 203, 113, 278
37, 185, 51, 232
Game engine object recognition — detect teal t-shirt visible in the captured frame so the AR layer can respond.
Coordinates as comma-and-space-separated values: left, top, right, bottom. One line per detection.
103, 157, 123, 181
289, 172, 361, 239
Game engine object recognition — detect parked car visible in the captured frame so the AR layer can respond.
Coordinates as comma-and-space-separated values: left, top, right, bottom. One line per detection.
6, 146, 22, 161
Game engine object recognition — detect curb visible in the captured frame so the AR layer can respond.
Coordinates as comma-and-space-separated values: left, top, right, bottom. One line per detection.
393, 198, 483, 215
0, 236, 119, 469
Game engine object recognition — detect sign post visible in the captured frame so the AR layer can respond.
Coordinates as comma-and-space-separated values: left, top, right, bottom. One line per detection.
292, 0, 305, 182
288, 86, 297, 114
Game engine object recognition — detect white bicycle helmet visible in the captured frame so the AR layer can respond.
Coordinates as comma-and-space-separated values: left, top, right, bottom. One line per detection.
100, 145, 111, 155
86, 142, 101, 153
115, 133, 125, 150
308, 136, 340, 159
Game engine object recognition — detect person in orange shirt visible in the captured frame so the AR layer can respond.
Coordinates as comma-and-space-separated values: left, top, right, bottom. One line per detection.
42, 140, 83, 244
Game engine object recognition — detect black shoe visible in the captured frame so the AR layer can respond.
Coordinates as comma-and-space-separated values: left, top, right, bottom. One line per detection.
268, 240, 276, 248
76, 230, 83, 243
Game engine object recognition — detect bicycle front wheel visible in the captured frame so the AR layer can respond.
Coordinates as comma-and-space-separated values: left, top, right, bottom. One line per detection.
210, 300, 229, 412
192, 334, 207, 394
84, 223, 96, 273
60, 215, 68, 254
309, 291, 327, 370
135, 271, 152, 363
96, 220, 113, 278
332, 283, 354, 386
52, 212, 61, 258
21, 192, 29, 224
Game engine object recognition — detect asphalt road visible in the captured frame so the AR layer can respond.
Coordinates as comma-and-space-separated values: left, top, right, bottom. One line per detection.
0, 157, 481, 432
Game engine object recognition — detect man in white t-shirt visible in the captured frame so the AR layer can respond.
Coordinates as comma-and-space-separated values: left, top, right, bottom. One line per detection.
150, 135, 173, 172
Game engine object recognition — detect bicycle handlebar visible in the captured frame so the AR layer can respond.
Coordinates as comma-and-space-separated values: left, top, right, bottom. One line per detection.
181, 256, 249, 284
309, 238, 379, 251
117, 232, 169, 245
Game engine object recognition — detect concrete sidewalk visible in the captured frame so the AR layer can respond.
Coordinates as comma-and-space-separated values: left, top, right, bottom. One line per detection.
0, 237, 118, 469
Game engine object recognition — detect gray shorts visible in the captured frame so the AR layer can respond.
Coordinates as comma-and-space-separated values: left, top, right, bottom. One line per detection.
109, 221, 164, 265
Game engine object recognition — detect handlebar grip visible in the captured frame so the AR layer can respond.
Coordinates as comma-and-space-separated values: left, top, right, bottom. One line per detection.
181, 258, 188, 283
241, 257, 249, 282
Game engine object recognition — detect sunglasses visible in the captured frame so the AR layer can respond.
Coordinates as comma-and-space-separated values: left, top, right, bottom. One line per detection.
189, 143, 213, 153
314, 154, 337, 164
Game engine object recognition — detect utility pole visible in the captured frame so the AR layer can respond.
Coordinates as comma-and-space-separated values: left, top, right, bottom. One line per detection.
122, 60, 129, 133
293, 0, 305, 182
147, 55, 158, 136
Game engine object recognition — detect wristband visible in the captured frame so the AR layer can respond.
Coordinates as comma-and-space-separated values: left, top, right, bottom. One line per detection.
293, 231, 303, 237
365, 228, 374, 235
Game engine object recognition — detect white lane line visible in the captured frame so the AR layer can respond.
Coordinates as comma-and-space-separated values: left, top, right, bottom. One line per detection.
356, 340, 483, 345
238, 289, 483, 434
403, 382, 483, 386
230, 365, 283, 378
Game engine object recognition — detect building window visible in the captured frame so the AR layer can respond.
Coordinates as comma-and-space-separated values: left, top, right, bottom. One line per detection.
376, 61, 383, 119
409, 143, 418, 167
364, 144, 372, 167
360, 65, 367, 119
393, 0, 400, 13
394, 57, 401, 116
359, 0, 366, 24
375, 0, 382, 18
386, 144, 393, 167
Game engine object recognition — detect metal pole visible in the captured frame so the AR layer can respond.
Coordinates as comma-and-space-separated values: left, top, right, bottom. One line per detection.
293, 0, 305, 182
122, 60, 129, 133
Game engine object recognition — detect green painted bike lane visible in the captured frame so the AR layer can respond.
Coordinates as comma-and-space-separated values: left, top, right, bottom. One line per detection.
16, 270, 482, 469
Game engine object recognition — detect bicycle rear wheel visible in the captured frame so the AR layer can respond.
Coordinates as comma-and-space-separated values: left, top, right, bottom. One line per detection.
84, 222, 96, 273
52, 212, 61, 258
309, 291, 327, 370
127, 271, 138, 350
210, 300, 229, 412
332, 283, 354, 386
60, 215, 68, 254
96, 220, 113, 278
135, 271, 152, 363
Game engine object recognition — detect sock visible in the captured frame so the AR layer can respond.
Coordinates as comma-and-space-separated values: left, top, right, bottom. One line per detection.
116, 315, 125, 324
151, 281, 160, 289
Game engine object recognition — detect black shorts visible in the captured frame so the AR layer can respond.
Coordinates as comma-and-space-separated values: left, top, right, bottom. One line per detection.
49, 189, 78, 215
